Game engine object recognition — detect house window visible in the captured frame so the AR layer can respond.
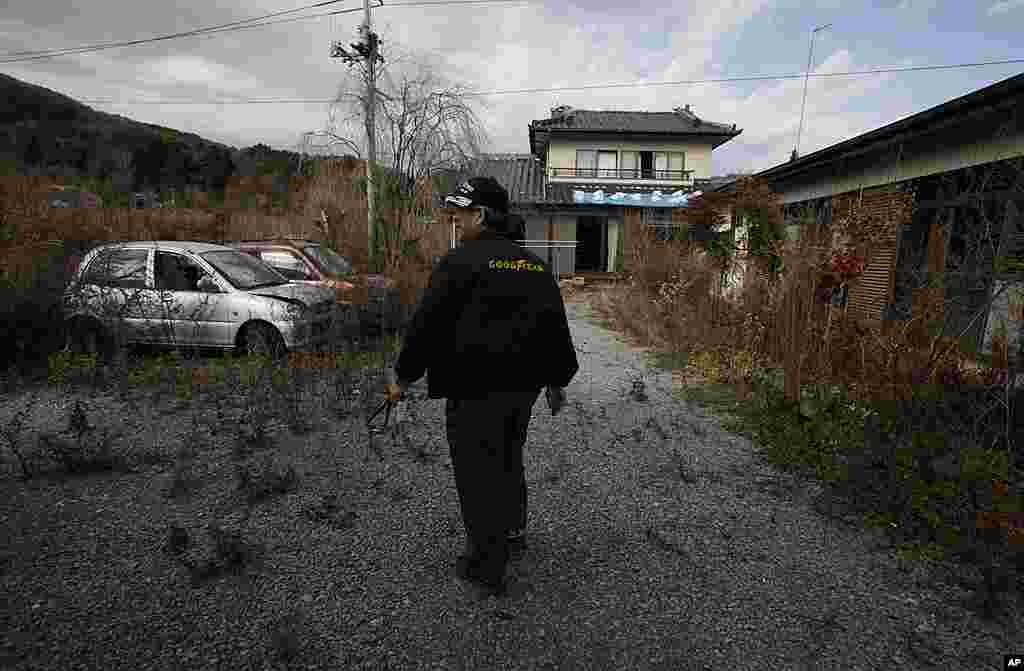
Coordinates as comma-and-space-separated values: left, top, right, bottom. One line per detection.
652, 152, 685, 180
654, 152, 668, 179
643, 208, 684, 241
669, 152, 685, 178
576, 150, 597, 178
622, 151, 639, 178
815, 198, 832, 228
598, 151, 618, 178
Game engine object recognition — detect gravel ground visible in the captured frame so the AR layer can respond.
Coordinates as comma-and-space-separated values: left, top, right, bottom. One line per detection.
0, 294, 1021, 671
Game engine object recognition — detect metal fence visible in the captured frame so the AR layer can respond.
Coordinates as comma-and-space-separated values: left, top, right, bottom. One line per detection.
518, 239, 578, 277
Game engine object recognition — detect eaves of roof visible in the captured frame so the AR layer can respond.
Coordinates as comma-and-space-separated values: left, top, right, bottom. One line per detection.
749, 71, 1024, 185
529, 109, 743, 157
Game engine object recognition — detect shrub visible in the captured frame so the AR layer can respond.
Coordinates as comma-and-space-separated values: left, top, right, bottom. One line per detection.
37, 399, 129, 475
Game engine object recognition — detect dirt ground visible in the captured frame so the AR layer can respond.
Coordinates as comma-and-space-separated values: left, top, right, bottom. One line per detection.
1, 286, 1020, 670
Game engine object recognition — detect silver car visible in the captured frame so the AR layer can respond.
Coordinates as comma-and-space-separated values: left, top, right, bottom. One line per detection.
62, 240, 337, 359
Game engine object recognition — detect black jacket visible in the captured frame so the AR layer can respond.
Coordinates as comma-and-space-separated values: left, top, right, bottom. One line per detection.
394, 229, 579, 400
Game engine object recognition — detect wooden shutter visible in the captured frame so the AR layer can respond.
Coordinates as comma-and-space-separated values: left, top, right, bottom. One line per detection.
847, 244, 897, 320
843, 185, 907, 321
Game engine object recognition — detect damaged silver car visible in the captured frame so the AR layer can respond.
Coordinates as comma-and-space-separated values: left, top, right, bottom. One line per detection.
62, 240, 337, 359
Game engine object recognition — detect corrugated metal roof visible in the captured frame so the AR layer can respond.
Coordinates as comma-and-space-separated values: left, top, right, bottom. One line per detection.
434, 155, 547, 206
473, 154, 547, 204
699, 176, 740, 191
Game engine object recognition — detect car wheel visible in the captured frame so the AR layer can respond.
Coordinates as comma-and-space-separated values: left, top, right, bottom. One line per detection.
239, 322, 285, 360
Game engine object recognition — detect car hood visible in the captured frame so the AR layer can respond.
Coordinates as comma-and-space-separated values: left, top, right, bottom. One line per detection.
249, 282, 334, 306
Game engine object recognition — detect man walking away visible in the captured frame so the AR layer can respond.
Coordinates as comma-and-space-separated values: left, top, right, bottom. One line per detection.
383, 176, 579, 596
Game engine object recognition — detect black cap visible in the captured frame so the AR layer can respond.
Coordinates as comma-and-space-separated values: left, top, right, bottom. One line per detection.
443, 177, 510, 214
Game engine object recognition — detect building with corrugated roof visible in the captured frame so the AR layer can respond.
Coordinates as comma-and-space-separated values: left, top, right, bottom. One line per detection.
710, 71, 1024, 365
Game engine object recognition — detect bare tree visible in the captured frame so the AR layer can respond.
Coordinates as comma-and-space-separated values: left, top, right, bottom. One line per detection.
324, 40, 491, 229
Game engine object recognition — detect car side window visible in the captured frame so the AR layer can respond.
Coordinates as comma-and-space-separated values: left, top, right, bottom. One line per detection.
155, 251, 212, 291
260, 250, 314, 281
82, 248, 148, 289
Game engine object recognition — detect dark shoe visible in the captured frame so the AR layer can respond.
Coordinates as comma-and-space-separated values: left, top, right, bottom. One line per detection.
455, 556, 506, 597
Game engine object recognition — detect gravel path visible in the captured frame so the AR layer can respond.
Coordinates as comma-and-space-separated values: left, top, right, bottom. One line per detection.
0, 296, 1019, 670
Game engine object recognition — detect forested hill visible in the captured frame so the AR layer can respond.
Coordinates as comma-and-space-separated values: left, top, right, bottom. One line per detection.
0, 72, 339, 200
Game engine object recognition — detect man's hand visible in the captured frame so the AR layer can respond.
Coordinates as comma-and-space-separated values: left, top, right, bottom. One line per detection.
385, 382, 404, 403
383, 368, 409, 402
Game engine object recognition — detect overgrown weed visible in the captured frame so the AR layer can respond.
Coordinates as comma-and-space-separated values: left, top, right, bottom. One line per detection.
597, 174, 1023, 619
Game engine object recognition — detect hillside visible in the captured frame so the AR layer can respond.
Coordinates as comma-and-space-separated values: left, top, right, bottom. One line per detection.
0, 72, 340, 201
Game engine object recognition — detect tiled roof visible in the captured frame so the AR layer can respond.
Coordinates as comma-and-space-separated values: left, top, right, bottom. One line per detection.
529, 107, 742, 158
530, 108, 740, 136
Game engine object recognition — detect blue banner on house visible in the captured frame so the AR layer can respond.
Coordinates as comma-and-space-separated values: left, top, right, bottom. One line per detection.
571, 189, 703, 208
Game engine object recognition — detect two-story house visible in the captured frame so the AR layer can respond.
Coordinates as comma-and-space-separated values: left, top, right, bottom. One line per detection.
440, 105, 742, 278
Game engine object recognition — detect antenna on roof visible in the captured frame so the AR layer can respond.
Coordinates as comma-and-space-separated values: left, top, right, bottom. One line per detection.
794, 23, 832, 160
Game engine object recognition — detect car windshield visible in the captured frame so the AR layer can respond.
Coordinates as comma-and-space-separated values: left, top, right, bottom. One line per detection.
200, 250, 288, 290
304, 245, 353, 277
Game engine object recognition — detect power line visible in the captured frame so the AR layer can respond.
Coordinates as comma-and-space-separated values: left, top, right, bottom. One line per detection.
0, 2, 363, 64
0, 0, 538, 64
0, 1, 356, 61
68, 58, 1024, 105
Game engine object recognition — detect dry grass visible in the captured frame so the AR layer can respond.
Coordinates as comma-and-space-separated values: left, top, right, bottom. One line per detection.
577, 178, 1022, 621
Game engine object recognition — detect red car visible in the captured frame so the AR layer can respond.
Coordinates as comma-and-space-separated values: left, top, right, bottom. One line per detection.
229, 238, 404, 335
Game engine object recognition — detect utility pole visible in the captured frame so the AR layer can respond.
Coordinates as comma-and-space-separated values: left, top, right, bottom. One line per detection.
794, 22, 831, 161
331, 0, 384, 269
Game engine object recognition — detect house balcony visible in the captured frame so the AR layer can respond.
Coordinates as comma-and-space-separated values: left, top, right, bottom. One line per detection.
548, 167, 694, 187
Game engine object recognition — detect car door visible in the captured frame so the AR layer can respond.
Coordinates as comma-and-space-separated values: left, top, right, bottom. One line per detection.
74, 247, 151, 344
152, 250, 233, 348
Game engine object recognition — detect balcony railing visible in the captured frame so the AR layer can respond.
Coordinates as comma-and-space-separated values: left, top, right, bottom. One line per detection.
549, 167, 693, 181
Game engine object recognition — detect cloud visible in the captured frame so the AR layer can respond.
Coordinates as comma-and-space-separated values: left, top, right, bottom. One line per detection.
0, 0, 996, 175
987, 0, 1024, 14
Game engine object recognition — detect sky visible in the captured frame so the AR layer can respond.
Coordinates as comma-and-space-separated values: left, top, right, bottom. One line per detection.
1, 0, 1022, 176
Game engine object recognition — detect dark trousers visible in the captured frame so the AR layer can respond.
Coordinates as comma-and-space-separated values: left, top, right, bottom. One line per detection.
445, 389, 540, 582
